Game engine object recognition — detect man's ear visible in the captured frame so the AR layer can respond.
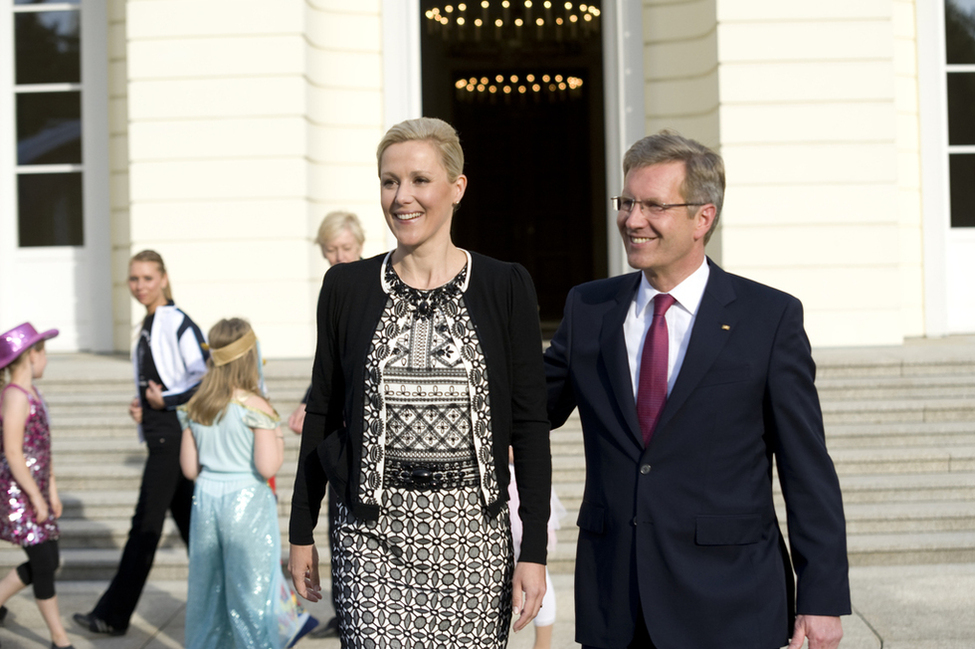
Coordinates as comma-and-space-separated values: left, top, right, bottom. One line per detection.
694, 204, 717, 241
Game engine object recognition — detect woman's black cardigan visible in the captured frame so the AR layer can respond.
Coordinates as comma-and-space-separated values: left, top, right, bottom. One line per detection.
289, 252, 552, 564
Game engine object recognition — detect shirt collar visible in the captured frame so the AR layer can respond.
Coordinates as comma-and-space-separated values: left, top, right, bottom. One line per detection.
633, 257, 710, 316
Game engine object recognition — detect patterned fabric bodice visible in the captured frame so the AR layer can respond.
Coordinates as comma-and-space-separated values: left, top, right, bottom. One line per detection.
0, 383, 59, 546
357, 251, 499, 508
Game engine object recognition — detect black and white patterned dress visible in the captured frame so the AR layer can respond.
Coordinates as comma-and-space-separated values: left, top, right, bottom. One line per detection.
331, 251, 513, 648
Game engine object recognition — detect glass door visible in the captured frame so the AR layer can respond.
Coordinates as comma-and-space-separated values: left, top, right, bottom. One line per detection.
945, 0, 975, 332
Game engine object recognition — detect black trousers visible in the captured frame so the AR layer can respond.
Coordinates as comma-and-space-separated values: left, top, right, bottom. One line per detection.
92, 438, 193, 630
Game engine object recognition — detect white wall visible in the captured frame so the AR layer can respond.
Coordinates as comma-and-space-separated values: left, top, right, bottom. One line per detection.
640, 0, 722, 264
642, 0, 720, 148
305, 0, 386, 301
715, 0, 905, 347
118, 0, 386, 357
107, 0, 928, 351
639, 0, 916, 346
110, 0, 133, 350
124, 0, 310, 356
893, 0, 924, 339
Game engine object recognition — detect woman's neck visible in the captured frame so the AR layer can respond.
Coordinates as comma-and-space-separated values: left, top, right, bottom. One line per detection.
145, 298, 168, 315
392, 243, 466, 290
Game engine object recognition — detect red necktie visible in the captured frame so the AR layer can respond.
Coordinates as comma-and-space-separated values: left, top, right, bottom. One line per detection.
637, 293, 676, 446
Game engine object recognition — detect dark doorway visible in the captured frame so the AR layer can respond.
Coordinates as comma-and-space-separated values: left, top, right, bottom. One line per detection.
420, 1, 607, 328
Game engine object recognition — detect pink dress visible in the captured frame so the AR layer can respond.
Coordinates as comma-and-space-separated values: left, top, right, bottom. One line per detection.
0, 384, 60, 546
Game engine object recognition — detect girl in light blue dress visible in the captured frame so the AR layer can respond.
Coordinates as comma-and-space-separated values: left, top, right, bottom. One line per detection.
178, 318, 285, 649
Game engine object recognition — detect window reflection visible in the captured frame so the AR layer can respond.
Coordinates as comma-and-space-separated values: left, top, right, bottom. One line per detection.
17, 173, 84, 247
16, 91, 82, 165
15, 11, 80, 85
947, 0, 975, 63
949, 155, 975, 228
947, 74, 975, 145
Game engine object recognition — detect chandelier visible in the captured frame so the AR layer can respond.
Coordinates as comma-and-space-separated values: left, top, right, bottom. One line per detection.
455, 72, 584, 103
425, 1, 601, 44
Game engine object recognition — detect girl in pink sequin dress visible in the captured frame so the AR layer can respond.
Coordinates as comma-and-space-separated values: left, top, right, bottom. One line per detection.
0, 322, 74, 649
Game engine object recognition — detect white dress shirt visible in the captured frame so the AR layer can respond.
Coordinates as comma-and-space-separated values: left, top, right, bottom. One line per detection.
623, 259, 710, 401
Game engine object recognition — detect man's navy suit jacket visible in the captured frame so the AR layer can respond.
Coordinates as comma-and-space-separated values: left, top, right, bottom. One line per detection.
544, 259, 851, 649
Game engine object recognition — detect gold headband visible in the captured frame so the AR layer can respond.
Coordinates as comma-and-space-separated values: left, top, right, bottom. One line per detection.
210, 330, 257, 367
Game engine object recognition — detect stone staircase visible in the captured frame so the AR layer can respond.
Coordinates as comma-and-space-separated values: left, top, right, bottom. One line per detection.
3, 340, 974, 580
0, 355, 312, 582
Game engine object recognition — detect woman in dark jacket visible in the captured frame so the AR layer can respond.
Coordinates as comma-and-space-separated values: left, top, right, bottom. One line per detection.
288, 117, 551, 648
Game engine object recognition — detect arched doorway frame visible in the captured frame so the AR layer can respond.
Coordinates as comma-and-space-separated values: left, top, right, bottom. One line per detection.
379, 0, 645, 277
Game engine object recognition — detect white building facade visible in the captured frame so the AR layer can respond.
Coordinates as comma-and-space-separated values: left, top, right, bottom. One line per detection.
1, 0, 971, 355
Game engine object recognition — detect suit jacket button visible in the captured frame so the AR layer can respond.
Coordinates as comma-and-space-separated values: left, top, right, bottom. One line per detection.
640, 464, 651, 474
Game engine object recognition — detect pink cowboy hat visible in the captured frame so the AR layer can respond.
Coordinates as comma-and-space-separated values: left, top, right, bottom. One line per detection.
0, 322, 59, 370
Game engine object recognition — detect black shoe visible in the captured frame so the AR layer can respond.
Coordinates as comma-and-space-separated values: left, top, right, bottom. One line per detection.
72, 612, 125, 636
0, 604, 7, 625
308, 616, 339, 638
51, 644, 76, 649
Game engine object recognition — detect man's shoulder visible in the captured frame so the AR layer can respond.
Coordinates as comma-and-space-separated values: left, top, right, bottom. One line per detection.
569, 272, 641, 302
711, 262, 800, 309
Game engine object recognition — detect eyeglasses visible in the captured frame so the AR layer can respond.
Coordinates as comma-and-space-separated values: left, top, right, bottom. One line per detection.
611, 196, 705, 215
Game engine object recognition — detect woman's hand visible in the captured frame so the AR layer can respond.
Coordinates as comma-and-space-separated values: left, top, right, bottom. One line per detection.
289, 543, 322, 602
146, 381, 166, 410
128, 397, 143, 423
511, 561, 546, 632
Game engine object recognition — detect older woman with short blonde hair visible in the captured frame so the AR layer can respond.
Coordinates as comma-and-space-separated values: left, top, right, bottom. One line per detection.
315, 211, 365, 266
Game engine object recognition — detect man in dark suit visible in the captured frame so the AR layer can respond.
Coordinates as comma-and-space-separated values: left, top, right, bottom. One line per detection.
544, 131, 850, 649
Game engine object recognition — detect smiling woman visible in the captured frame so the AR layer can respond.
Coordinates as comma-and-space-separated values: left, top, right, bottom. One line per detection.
289, 117, 553, 648
379, 140, 466, 269
73, 249, 208, 638
377, 118, 468, 284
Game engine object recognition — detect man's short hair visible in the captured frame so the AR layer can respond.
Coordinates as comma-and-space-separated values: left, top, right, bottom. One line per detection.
623, 130, 725, 244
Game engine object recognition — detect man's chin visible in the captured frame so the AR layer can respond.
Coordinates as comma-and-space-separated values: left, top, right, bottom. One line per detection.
625, 250, 652, 271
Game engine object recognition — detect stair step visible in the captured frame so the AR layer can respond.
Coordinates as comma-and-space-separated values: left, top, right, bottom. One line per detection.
831, 472, 975, 503
846, 531, 975, 565
824, 421, 975, 448
816, 374, 975, 400
822, 399, 975, 424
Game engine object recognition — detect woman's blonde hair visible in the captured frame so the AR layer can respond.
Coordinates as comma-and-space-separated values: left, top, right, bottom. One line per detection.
129, 249, 173, 301
315, 211, 365, 248
0, 341, 44, 391
185, 318, 260, 426
376, 117, 465, 183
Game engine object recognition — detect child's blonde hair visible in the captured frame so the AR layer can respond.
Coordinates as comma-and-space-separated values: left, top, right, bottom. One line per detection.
185, 319, 260, 426
0, 340, 44, 391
